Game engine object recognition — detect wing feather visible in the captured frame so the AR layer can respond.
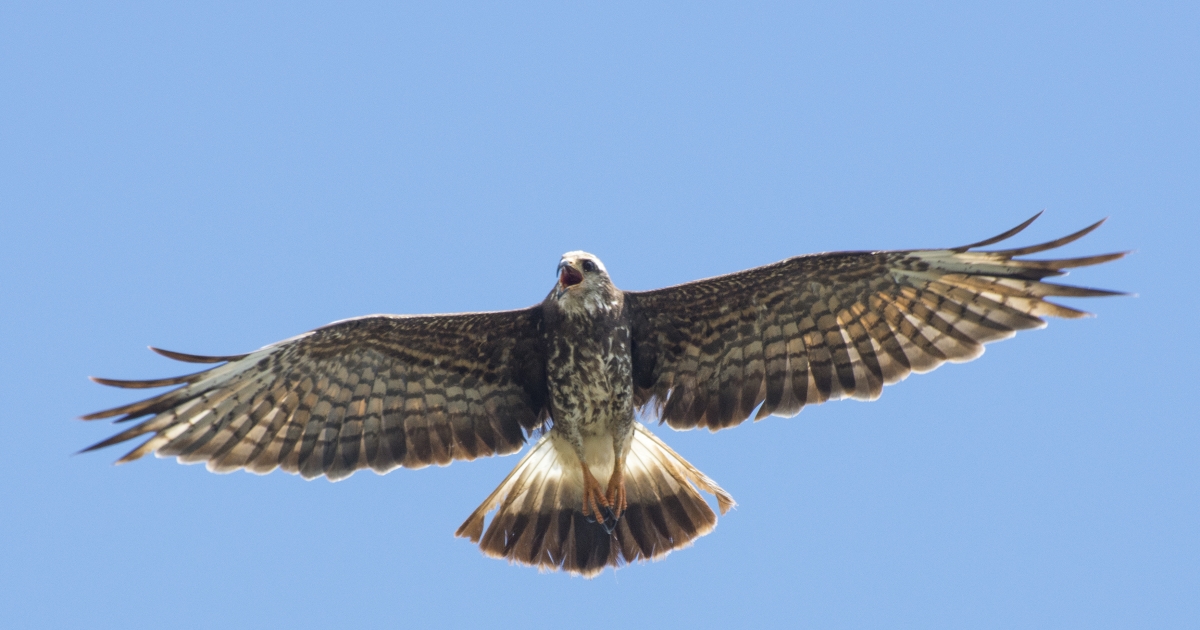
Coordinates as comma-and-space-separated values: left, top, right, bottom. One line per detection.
83, 308, 550, 480
628, 216, 1125, 431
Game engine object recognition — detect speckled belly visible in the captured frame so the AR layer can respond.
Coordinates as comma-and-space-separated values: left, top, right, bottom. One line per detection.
545, 326, 634, 444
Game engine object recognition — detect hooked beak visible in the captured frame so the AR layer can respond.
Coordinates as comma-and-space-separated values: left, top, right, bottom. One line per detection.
556, 262, 583, 298
559, 263, 584, 288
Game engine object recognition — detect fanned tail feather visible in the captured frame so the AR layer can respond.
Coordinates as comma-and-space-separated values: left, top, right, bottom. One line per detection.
455, 423, 734, 577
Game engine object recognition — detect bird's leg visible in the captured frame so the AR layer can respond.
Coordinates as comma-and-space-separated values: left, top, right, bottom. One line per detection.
605, 457, 627, 520
580, 462, 617, 533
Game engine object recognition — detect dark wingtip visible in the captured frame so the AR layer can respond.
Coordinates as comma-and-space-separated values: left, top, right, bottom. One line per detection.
993, 217, 1109, 256
1049, 251, 1128, 269
80, 408, 121, 421
89, 371, 208, 389
149, 346, 247, 364
77, 436, 118, 454
1042, 284, 1131, 298
953, 211, 1043, 251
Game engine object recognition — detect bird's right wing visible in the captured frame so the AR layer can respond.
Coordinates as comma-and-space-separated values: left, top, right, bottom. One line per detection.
625, 214, 1126, 431
83, 308, 550, 480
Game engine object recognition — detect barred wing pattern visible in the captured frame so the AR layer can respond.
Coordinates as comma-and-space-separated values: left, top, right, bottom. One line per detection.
83, 310, 549, 480
627, 215, 1125, 431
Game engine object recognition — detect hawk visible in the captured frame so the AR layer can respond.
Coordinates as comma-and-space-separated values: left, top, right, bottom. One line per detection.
83, 214, 1124, 576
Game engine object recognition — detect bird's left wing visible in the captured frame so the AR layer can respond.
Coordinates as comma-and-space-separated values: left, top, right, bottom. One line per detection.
83, 309, 549, 480
625, 215, 1125, 431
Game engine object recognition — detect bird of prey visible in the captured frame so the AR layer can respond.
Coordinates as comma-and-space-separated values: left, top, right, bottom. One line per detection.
83, 214, 1124, 577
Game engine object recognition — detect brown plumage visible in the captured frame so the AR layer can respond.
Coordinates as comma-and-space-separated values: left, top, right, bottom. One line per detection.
82, 213, 1124, 577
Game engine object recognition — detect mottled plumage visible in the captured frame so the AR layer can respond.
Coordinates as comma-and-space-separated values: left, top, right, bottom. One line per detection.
83, 214, 1124, 577
85, 312, 549, 480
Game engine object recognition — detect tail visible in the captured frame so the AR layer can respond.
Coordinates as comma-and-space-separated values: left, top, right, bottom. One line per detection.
455, 422, 735, 577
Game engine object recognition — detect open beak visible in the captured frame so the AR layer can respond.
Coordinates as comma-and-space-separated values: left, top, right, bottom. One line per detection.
556, 262, 584, 299
559, 263, 583, 289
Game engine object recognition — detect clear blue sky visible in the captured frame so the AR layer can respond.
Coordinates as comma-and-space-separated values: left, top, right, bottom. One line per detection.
2, 3, 1195, 628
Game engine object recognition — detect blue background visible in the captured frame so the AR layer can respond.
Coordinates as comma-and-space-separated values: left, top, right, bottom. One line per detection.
2, 3, 1195, 628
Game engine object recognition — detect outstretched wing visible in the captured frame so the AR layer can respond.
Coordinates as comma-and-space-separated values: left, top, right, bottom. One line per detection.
83, 309, 549, 480
626, 214, 1126, 431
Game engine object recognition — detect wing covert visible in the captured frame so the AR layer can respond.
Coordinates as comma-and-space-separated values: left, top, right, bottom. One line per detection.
83, 308, 549, 481
626, 215, 1125, 431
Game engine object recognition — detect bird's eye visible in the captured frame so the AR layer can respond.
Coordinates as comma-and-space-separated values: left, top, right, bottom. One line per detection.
582, 260, 597, 272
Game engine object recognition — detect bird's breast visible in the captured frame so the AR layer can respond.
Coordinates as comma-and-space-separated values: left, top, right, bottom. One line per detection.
545, 321, 633, 436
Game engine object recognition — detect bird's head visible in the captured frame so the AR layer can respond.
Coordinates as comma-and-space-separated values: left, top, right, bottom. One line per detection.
553, 251, 617, 313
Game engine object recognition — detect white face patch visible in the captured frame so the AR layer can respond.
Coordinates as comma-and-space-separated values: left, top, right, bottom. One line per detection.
556, 251, 615, 316
560, 251, 607, 274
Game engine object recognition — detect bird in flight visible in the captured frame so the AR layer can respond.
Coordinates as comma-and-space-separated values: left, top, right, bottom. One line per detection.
83, 213, 1124, 577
